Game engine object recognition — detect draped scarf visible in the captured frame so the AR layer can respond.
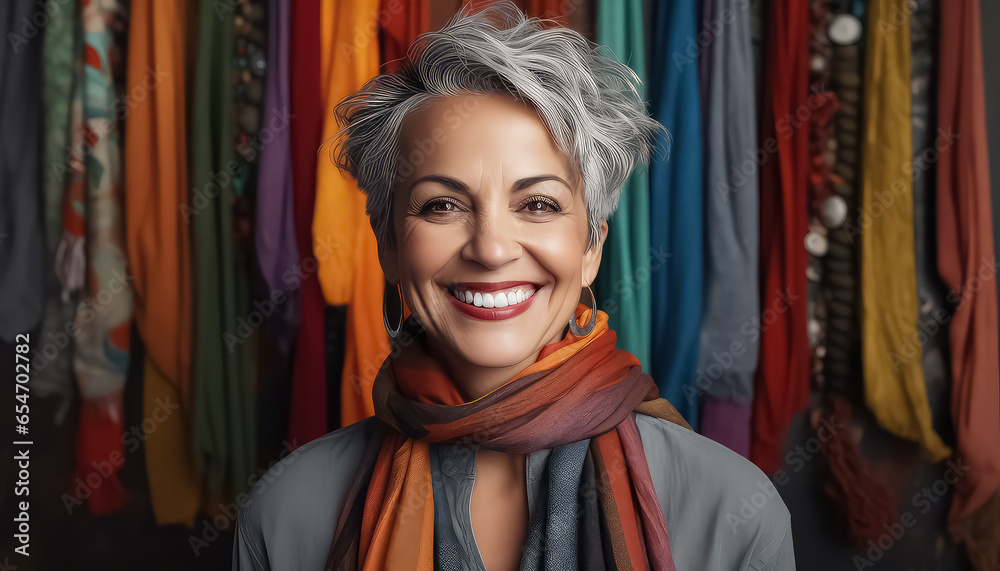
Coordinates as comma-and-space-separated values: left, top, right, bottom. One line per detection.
594, 0, 653, 376
750, 0, 811, 475
937, 0, 1000, 567
73, 0, 133, 514
325, 307, 686, 570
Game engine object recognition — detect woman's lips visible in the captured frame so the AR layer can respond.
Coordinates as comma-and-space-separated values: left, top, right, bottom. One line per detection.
445, 283, 538, 321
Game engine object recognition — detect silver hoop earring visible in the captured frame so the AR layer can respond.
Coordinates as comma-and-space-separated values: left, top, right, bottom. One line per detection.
383, 281, 403, 338
569, 284, 597, 337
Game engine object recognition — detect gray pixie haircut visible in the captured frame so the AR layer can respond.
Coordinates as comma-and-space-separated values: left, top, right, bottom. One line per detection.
333, 1, 666, 250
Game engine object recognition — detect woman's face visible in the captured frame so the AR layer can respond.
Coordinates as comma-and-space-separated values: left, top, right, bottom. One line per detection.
383, 94, 606, 378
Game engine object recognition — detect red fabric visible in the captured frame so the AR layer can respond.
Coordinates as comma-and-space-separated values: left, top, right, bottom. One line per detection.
526, 0, 569, 23
379, 0, 429, 74
287, 0, 327, 447
750, 0, 811, 475
938, 0, 1000, 544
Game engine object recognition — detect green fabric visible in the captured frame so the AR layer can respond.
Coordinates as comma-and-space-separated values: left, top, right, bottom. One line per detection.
594, 0, 652, 371
38, 0, 78, 392
190, 1, 256, 499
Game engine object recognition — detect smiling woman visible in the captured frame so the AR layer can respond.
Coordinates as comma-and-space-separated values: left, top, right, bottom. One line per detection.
233, 3, 794, 571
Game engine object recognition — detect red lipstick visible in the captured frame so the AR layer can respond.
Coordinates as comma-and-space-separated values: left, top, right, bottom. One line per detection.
444, 283, 538, 321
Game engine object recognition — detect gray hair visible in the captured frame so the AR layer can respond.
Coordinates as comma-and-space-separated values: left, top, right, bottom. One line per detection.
333, 1, 667, 250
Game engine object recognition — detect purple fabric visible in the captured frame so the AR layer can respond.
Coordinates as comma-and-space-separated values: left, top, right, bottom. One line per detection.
255, 0, 299, 351
699, 395, 751, 458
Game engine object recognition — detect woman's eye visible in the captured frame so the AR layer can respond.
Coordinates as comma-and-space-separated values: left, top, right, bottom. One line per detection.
522, 197, 559, 213
423, 199, 459, 213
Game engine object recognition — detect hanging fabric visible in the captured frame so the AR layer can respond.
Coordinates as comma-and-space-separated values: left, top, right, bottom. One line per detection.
36, 0, 80, 425
592, 0, 652, 380
287, 0, 329, 446
380, 0, 430, 74
648, 0, 702, 426
311, 0, 387, 427
256, 0, 300, 354
526, 0, 569, 23
695, 0, 759, 457
937, 0, 1000, 567
190, 0, 257, 505
72, 0, 133, 514
750, 0, 811, 475
126, 0, 201, 526
859, 0, 950, 461
0, 0, 46, 342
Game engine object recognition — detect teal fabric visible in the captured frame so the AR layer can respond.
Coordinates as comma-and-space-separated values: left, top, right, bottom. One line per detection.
648, 0, 703, 424
593, 0, 652, 372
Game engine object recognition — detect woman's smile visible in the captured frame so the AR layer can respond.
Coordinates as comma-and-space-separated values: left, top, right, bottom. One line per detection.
445, 281, 540, 320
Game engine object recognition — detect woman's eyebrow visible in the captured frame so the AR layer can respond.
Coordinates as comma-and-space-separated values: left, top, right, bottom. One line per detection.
512, 175, 572, 192
407, 174, 572, 193
407, 174, 470, 194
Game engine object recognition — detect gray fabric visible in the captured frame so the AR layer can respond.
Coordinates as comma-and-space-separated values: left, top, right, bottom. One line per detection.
521, 439, 589, 571
234, 415, 794, 570
0, 0, 46, 342
697, 0, 760, 404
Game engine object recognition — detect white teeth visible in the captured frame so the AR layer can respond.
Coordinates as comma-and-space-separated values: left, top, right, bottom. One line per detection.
451, 286, 537, 308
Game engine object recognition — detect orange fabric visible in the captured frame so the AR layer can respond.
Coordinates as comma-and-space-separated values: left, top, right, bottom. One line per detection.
125, 0, 192, 407
314, 0, 389, 427
125, 0, 200, 526
594, 433, 647, 570
359, 435, 435, 570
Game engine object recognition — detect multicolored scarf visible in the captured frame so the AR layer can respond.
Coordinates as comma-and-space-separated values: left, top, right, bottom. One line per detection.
325, 307, 686, 570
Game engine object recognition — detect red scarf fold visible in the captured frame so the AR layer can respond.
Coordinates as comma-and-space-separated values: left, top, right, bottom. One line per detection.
327, 306, 688, 570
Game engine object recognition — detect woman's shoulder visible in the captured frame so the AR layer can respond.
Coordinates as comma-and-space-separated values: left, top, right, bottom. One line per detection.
634, 413, 795, 570
232, 417, 383, 570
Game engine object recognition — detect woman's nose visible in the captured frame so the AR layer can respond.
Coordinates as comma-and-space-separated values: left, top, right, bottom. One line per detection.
460, 208, 522, 270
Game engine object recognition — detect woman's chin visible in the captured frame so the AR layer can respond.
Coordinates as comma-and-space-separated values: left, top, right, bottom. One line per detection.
444, 333, 542, 371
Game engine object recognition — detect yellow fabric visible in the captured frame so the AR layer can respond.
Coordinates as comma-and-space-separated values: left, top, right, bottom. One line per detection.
315, 0, 388, 425
143, 357, 201, 526
861, 0, 950, 461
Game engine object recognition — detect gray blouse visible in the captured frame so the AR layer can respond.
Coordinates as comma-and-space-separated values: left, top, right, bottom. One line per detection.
233, 414, 795, 570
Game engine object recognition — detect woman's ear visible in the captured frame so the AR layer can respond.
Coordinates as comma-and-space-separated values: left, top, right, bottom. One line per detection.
582, 220, 609, 287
